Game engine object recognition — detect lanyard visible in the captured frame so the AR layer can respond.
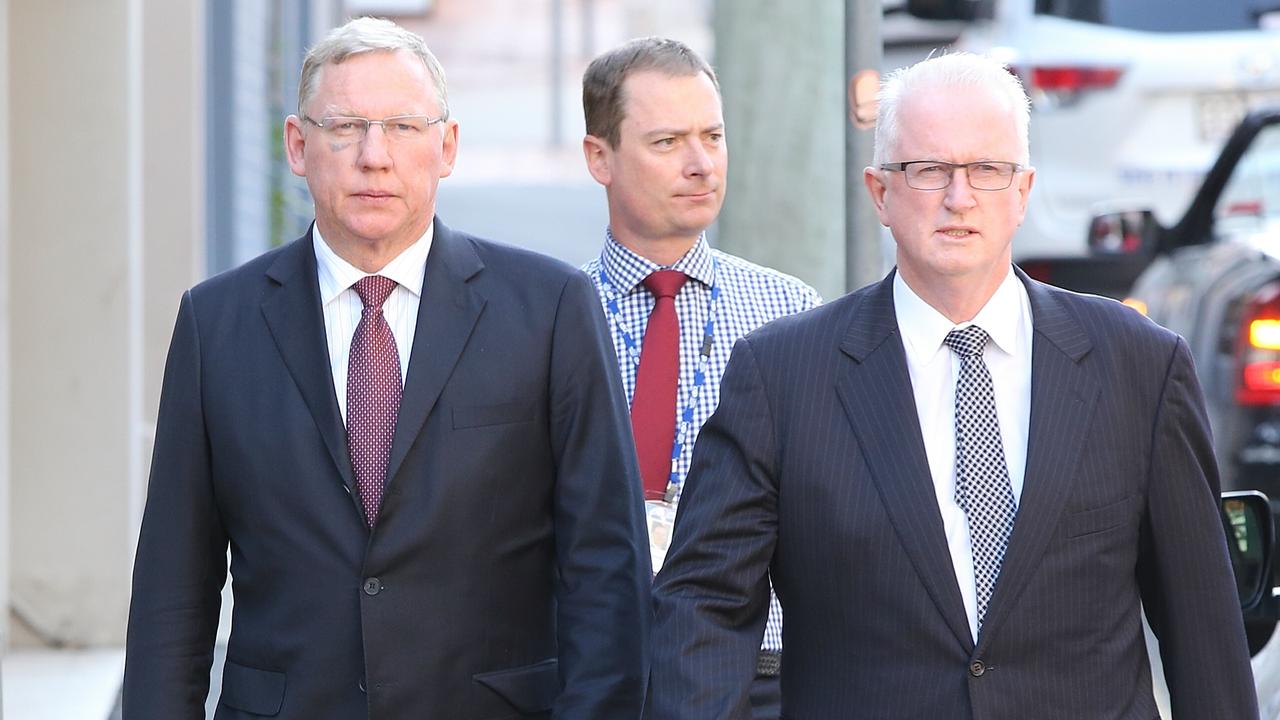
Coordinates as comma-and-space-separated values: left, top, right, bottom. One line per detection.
599, 261, 720, 501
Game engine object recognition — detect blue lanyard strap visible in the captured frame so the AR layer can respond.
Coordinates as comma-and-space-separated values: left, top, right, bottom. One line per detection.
599, 261, 720, 500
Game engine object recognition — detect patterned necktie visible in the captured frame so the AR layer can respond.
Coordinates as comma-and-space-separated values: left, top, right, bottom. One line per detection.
630, 270, 688, 500
347, 275, 402, 527
945, 325, 1017, 629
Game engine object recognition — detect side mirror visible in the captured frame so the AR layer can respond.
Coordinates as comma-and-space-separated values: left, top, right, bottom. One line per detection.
1222, 490, 1274, 611
1087, 208, 1161, 256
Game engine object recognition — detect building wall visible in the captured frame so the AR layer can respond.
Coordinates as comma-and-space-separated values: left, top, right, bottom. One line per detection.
7, 0, 203, 647
0, 0, 11, 657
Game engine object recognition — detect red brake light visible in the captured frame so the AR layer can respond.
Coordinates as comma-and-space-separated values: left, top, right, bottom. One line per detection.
1236, 282, 1280, 405
1027, 66, 1123, 93
1016, 66, 1125, 109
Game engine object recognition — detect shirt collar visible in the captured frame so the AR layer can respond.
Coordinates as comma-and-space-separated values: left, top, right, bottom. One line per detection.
893, 266, 1026, 364
314, 221, 434, 304
600, 228, 716, 294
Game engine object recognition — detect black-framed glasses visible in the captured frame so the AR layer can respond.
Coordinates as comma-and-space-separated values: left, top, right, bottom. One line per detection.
303, 114, 446, 142
879, 160, 1024, 191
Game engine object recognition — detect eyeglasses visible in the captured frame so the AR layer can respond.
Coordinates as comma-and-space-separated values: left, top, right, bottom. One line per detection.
303, 114, 446, 142
879, 160, 1024, 191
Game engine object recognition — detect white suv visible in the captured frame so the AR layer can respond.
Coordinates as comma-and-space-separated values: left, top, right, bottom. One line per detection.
902, 0, 1280, 263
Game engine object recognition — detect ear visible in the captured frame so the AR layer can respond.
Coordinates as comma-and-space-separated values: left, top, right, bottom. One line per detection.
284, 115, 308, 177
437, 118, 460, 178
582, 134, 613, 186
1015, 165, 1035, 220
863, 166, 890, 227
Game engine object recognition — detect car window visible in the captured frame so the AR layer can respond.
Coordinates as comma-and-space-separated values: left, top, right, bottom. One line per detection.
1215, 123, 1280, 234
1035, 0, 1273, 32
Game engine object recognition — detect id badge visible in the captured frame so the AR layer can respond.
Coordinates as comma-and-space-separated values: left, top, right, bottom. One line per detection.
645, 499, 678, 575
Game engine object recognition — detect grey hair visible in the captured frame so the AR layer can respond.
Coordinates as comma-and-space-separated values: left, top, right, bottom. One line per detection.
298, 16, 449, 118
873, 51, 1031, 166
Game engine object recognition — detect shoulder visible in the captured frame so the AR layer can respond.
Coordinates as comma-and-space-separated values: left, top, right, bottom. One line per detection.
451, 228, 583, 285
188, 239, 297, 305
711, 248, 823, 310
1034, 279, 1177, 345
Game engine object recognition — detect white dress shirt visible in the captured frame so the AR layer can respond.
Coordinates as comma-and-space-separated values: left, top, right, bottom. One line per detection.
314, 223, 433, 423
893, 268, 1033, 642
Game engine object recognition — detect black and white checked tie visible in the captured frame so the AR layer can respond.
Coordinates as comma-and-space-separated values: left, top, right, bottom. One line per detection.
945, 325, 1017, 630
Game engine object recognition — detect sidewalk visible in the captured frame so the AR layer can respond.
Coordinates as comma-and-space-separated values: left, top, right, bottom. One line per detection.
2, 648, 124, 720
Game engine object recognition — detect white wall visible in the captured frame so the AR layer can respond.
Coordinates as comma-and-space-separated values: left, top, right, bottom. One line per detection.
0, 0, 12, 663
7, 0, 202, 648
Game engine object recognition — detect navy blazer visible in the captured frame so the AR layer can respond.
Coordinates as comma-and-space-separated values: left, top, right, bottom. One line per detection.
649, 269, 1256, 720
123, 221, 651, 719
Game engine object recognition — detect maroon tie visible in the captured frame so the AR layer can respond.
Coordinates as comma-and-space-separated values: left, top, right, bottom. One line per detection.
631, 270, 688, 500
347, 275, 402, 527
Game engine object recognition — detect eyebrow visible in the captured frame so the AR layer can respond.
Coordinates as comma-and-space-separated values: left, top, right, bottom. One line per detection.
644, 123, 725, 138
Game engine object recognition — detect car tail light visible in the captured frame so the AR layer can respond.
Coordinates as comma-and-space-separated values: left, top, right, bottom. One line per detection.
1015, 65, 1124, 108
1236, 282, 1280, 405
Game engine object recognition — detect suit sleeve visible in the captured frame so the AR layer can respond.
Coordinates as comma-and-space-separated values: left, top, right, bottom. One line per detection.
649, 337, 778, 719
1138, 336, 1258, 719
547, 271, 651, 719
122, 291, 228, 719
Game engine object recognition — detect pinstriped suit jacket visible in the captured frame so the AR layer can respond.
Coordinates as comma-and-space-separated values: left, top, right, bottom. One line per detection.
649, 268, 1256, 720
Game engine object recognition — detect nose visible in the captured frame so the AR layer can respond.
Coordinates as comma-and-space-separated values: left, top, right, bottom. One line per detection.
943, 166, 977, 211
356, 123, 393, 170
684, 141, 714, 177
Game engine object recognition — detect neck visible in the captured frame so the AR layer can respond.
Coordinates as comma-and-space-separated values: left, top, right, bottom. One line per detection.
611, 229, 699, 267
318, 223, 426, 274
899, 268, 1008, 325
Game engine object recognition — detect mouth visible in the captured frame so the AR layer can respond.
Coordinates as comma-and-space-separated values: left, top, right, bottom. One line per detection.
354, 191, 396, 202
937, 226, 978, 238
677, 190, 717, 201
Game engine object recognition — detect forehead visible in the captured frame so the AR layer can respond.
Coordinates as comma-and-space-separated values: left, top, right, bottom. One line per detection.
310, 50, 437, 114
893, 83, 1020, 162
619, 70, 722, 129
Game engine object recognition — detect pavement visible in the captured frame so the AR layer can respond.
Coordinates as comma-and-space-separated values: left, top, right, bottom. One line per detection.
1, 1, 711, 718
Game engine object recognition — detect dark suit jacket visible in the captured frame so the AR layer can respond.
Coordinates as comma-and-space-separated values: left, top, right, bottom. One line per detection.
649, 269, 1256, 720
123, 221, 651, 719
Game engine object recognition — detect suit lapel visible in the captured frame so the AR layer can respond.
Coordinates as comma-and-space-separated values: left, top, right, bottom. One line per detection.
976, 269, 1100, 649
385, 220, 486, 489
836, 273, 974, 652
260, 231, 356, 493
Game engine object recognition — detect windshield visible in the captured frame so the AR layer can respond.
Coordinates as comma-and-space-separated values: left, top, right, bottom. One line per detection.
1215, 122, 1280, 234
1035, 0, 1278, 32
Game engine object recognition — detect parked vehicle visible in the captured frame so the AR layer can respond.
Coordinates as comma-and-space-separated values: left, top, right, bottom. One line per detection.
901, 0, 1280, 296
1099, 107, 1280, 716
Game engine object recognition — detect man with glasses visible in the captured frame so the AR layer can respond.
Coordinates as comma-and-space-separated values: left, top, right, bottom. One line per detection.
649, 52, 1256, 718
123, 17, 650, 719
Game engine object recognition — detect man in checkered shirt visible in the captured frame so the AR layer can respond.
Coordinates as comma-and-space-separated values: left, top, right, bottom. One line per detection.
580, 37, 821, 719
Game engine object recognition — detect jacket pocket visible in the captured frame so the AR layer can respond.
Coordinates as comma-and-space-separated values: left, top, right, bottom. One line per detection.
1064, 495, 1138, 538
473, 658, 559, 714
452, 401, 537, 429
219, 660, 286, 716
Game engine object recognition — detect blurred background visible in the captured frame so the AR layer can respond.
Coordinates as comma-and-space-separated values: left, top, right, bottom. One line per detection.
2, 0, 1279, 717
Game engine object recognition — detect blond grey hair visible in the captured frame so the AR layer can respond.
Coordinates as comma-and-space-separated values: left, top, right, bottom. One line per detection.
873, 51, 1031, 166
298, 17, 448, 118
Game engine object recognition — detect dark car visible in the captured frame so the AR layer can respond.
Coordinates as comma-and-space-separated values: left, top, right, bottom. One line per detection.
1101, 107, 1280, 714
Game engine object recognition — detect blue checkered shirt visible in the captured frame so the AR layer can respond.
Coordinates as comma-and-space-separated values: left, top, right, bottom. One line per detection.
584, 231, 822, 653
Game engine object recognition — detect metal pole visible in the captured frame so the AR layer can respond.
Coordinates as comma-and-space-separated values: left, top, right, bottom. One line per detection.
550, 0, 564, 147
845, 0, 883, 292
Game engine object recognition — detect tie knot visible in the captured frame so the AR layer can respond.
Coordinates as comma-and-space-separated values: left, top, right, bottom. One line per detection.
353, 275, 398, 310
643, 269, 688, 299
944, 325, 990, 358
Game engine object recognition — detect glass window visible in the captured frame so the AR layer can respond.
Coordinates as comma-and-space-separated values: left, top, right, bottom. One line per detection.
1035, 0, 1269, 32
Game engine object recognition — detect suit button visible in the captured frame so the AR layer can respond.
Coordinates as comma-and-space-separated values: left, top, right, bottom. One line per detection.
358, 678, 367, 693
363, 577, 382, 596
969, 660, 986, 677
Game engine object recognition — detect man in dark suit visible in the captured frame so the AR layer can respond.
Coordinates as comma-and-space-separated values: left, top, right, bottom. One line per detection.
648, 52, 1257, 719
122, 17, 650, 720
